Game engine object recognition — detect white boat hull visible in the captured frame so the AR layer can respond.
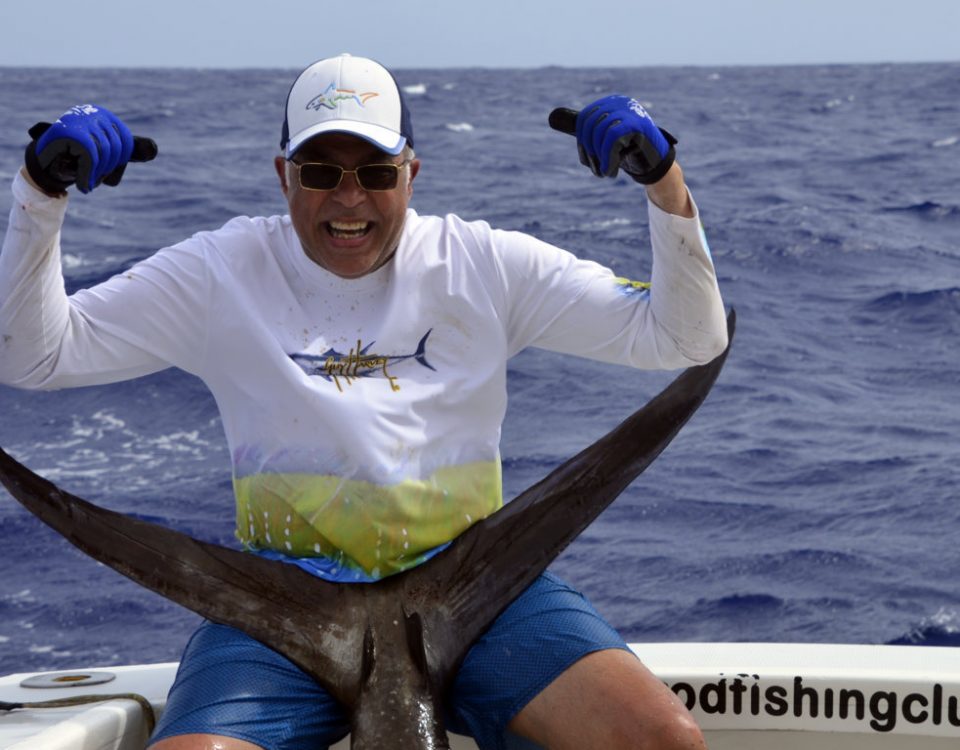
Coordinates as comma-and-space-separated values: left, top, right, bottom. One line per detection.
2, 642, 959, 749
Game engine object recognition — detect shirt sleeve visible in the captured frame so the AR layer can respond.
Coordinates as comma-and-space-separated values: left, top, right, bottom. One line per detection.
493, 191, 727, 370
0, 172, 211, 390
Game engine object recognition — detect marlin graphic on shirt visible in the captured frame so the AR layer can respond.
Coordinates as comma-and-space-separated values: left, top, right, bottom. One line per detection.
290, 329, 436, 392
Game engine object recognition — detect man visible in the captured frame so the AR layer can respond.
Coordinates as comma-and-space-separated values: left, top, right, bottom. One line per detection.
0, 54, 726, 749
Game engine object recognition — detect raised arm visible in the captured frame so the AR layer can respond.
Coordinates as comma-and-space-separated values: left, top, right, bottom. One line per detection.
500, 95, 727, 368
0, 105, 189, 390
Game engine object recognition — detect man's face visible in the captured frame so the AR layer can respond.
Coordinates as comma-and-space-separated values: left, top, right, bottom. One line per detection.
275, 133, 419, 278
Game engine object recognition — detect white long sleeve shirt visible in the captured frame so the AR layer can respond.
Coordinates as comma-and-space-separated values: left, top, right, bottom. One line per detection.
0, 172, 726, 581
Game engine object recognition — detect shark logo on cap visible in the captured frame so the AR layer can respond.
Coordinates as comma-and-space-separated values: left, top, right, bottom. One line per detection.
306, 83, 380, 112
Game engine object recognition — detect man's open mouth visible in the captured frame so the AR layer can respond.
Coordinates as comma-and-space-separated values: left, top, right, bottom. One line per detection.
326, 220, 372, 240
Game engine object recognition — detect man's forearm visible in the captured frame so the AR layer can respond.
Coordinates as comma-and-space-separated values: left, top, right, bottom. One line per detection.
0, 172, 72, 387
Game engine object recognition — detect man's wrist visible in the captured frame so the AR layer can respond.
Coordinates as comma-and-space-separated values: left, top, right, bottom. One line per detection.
19, 166, 67, 199
644, 163, 693, 218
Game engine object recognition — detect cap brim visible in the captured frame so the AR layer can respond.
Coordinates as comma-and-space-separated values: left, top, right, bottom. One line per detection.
286, 119, 407, 158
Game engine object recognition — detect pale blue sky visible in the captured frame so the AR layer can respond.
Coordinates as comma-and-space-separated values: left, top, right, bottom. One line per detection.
0, 0, 957, 69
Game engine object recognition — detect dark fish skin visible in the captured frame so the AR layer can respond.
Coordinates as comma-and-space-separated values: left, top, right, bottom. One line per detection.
0, 313, 734, 749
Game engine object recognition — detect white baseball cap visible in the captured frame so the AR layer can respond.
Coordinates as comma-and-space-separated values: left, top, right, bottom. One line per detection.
280, 53, 414, 158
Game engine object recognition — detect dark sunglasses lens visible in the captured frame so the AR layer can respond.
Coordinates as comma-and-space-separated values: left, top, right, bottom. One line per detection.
356, 165, 399, 191
299, 164, 342, 190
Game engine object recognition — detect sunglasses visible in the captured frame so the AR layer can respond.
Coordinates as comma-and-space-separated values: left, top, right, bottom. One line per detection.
291, 159, 412, 192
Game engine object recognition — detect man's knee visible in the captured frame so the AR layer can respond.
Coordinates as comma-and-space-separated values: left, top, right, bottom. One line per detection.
629, 710, 707, 750
509, 649, 707, 749
149, 734, 264, 750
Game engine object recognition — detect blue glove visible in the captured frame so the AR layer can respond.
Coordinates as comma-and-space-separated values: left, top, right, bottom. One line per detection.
572, 95, 677, 184
25, 105, 135, 194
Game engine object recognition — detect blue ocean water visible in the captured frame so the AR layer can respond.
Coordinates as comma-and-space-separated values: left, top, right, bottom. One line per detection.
0, 63, 958, 675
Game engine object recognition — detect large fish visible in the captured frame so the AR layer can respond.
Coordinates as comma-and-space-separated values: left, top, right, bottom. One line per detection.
0, 313, 734, 749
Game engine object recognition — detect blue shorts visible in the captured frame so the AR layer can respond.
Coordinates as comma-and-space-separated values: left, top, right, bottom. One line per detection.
150, 572, 629, 750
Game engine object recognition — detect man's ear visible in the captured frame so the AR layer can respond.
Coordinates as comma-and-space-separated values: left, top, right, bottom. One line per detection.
275, 156, 289, 195
406, 158, 421, 197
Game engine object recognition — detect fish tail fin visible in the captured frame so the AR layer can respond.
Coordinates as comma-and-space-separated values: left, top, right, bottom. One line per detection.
415, 329, 437, 371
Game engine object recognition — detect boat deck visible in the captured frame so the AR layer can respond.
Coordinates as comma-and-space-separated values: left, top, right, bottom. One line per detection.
3, 643, 959, 749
